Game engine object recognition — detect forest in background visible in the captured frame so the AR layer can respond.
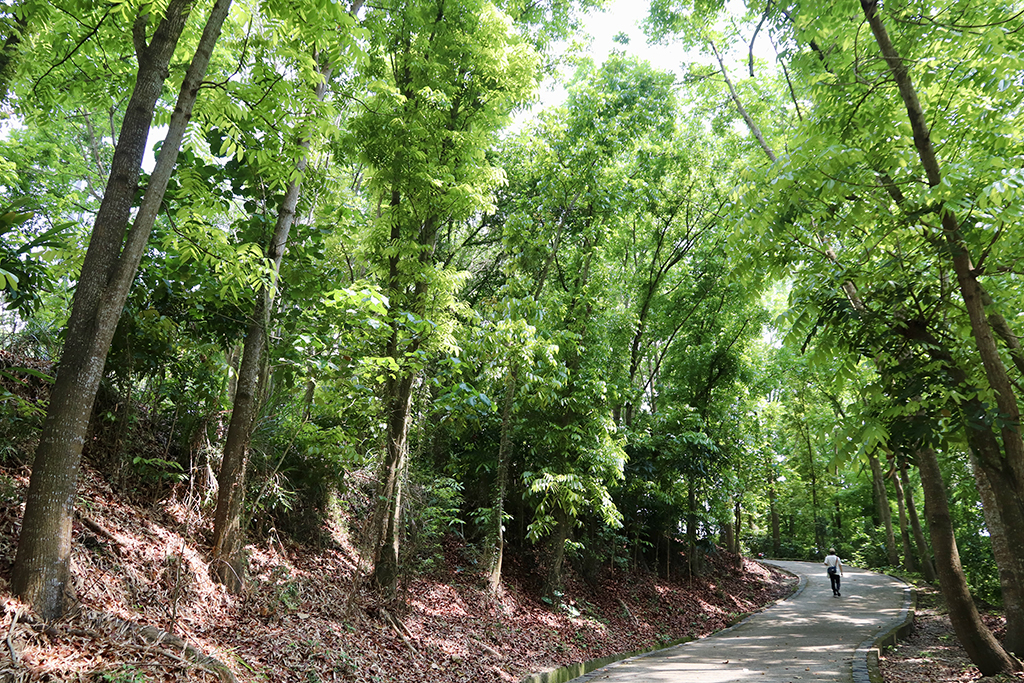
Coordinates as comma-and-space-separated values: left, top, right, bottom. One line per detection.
1, 0, 1024, 677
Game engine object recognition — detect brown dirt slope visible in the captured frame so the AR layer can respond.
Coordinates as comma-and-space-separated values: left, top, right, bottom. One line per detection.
879, 584, 1024, 683
0, 463, 795, 682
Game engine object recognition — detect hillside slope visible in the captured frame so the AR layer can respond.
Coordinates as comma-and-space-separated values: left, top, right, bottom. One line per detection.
0, 461, 794, 682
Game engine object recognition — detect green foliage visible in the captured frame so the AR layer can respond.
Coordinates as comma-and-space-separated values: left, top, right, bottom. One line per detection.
98, 665, 146, 683
406, 475, 466, 575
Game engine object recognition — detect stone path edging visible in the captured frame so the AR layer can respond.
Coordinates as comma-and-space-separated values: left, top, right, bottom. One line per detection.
853, 576, 916, 683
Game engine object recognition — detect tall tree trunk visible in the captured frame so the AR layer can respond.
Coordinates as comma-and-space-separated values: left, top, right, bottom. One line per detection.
901, 463, 936, 582
862, 0, 1024, 524
210, 56, 332, 592
687, 479, 698, 576
370, 210, 438, 597
10, 0, 231, 619
770, 486, 780, 557
722, 496, 734, 556
969, 449, 1024, 655
487, 363, 519, 594
890, 461, 916, 573
733, 499, 743, 570
803, 425, 824, 552
915, 446, 1020, 674
868, 449, 899, 566
370, 368, 415, 598
863, 6, 1024, 651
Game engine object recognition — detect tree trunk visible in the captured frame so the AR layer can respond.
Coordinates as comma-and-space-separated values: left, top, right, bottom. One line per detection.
10, 0, 233, 619
210, 300, 265, 591
861, 8, 1024, 653
867, 449, 899, 566
890, 460, 916, 573
770, 485, 780, 557
543, 507, 570, 599
687, 478, 698, 576
862, 0, 1024, 512
210, 56, 332, 593
803, 426, 824, 552
722, 502, 734, 557
901, 464, 936, 582
969, 449, 1024, 655
915, 447, 1020, 675
733, 499, 743, 570
370, 369, 415, 598
487, 363, 518, 594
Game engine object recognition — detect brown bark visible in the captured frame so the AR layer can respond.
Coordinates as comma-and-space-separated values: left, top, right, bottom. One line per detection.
370, 370, 416, 598
914, 446, 1019, 675
487, 363, 518, 594
803, 425, 825, 552
861, 0, 1024, 497
10, 0, 234, 619
861, 2, 1024, 656
969, 449, 1024, 655
890, 460, 916, 573
901, 464, 936, 582
211, 56, 332, 592
543, 507, 570, 599
733, 499, 743, 570
769, 480, 780, 557
868, 450, 899, 566
687, 479, 698, 576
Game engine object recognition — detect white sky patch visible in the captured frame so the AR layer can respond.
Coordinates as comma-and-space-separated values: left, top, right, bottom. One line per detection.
512, 0, 774, 130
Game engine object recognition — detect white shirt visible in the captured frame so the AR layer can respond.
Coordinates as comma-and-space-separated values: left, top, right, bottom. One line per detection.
824, 554, 843, 574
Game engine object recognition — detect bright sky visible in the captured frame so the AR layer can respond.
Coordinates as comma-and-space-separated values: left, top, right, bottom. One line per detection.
522, 0, 717, 121
515, 0, 773, 127
582, 0, 688, 74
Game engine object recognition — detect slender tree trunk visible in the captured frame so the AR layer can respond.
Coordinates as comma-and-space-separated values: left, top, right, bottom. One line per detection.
890, 461, 916, 573
687, 479, 698, 576
210, 299, 265, 590
901, 464, 936, 582
770, 466, 778, 557
862, 9, 1024, 653
210, 56, 333, 592
722, 496, 735, 556
915, 446, 1020, 674
487, 363, 519, 594
862, 0, 1024, 501
10, 0, 232, 619
734, 499, 743, 570
868, 450, 899, 566
543, 507, 570, 599
803, 425, 824, 552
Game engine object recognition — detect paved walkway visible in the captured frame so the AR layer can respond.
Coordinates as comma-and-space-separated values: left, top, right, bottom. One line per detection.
573, 561, 909, 683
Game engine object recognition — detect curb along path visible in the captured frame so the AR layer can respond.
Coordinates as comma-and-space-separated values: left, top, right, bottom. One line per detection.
564, 560, 912, 683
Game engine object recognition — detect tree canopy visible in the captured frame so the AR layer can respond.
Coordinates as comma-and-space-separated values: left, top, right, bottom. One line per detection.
2, 0, 1023, 672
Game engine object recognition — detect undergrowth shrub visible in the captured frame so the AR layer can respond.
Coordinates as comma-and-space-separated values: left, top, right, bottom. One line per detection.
404, 474, 466, 575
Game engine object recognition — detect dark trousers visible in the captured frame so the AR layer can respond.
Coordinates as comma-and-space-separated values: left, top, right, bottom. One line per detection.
829, 571, 841, 594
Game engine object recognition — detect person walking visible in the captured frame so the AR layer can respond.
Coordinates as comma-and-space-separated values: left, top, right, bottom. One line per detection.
824, 548, 844, 597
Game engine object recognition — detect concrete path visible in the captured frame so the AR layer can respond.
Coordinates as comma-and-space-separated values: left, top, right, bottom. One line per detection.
573, 561, 910, 683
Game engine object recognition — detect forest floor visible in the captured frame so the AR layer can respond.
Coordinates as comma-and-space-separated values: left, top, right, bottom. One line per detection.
0, 461, 796, 682
879, 583, 1024, 683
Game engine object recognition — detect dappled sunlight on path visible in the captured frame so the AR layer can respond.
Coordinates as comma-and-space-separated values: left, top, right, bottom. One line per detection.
578, 561, 907, 683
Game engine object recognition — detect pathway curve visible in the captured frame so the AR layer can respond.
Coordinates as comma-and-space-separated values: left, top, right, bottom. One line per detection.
573, 560, 909, 683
